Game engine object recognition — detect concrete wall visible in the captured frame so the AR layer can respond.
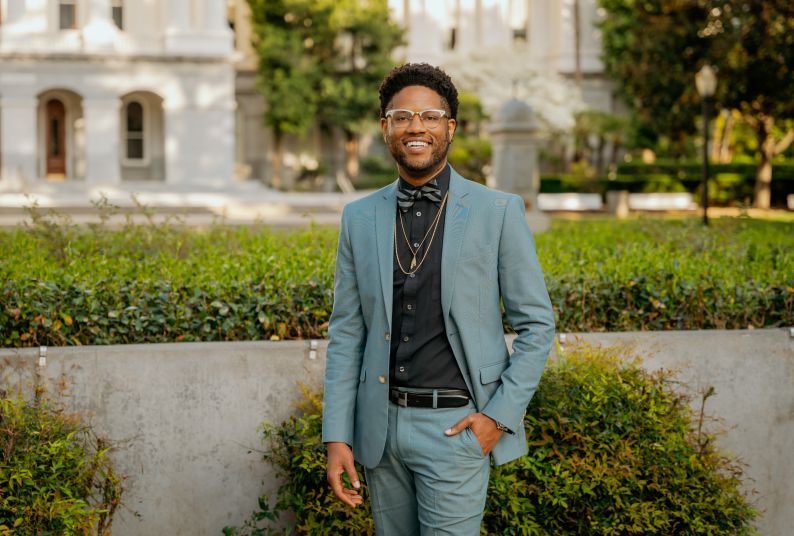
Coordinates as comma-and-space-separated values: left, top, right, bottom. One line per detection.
1, 329, 792, 535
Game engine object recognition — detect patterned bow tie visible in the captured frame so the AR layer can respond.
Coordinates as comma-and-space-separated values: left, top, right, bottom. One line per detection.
396, 180, 442, 212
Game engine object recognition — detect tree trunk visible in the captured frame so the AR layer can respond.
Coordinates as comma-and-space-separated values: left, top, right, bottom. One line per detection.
595, 134, 605, 176
272, 133, 284, 190
719, 111, 734, 164
344, 130, 360, 181
754, 116, 775, 209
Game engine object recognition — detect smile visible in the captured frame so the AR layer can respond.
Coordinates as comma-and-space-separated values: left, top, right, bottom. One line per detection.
405, 140, 430, 149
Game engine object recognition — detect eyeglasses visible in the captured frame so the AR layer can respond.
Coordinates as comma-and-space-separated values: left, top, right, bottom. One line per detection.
384, 108, 449, 129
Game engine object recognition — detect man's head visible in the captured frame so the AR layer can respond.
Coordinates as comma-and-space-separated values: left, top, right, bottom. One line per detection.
379, 63, 459, 184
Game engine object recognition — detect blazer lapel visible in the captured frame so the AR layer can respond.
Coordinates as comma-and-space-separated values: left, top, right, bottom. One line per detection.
441, 170, 470, 326
375, 180, 398, 328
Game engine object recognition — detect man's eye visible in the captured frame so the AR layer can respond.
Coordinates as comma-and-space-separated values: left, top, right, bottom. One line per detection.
422, 113, 441, 121
393, 113, 411, 122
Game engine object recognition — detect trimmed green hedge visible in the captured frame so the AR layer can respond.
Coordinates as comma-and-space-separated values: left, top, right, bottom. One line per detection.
1, 217, 792, 347
224, 344, 758, 535
541, 161, 794, 206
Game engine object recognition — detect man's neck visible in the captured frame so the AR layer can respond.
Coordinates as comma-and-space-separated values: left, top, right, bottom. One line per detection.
398, 161, 448, 188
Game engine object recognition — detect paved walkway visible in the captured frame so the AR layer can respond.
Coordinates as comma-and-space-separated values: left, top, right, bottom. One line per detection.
0, 180, 371, 227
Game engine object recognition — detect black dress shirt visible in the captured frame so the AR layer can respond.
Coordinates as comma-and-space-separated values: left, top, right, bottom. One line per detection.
390, 165, 468, 392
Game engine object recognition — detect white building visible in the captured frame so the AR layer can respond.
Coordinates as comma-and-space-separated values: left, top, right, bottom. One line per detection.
389, 0, 616, 114
0, 0, 614, 193
0, 0, 236, 190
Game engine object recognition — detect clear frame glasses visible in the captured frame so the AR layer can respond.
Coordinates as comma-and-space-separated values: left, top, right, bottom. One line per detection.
384, 108, 449, 129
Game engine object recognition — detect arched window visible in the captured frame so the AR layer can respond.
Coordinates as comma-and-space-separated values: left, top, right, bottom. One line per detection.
125, 101, 144, 160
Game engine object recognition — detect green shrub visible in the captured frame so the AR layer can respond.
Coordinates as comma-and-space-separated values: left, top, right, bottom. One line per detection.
0, 386, 124, 534
225, 344, 758, 535
1, 217, 792, 346
541, 161, 794, 207
222, 387, 373, 536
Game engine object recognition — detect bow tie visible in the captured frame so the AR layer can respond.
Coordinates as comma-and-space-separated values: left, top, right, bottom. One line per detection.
396, 181, 442, 212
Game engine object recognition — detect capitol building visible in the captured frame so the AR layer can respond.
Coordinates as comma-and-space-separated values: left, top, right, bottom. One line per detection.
0, 0, 612, 192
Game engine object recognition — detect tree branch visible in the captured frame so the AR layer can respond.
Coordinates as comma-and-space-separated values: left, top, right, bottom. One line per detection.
774, 129, 794, 156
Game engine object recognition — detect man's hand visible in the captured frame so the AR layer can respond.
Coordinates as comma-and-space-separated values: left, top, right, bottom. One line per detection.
444, 413, 504, 456
326, 442, 364, 508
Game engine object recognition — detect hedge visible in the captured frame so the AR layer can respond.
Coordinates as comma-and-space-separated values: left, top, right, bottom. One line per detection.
541, 161, 794, 206
223, 343, 759, 535
1, 217, 792, 347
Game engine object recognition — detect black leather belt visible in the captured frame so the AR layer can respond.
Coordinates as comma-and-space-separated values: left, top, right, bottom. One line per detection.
389, 388, 470, 408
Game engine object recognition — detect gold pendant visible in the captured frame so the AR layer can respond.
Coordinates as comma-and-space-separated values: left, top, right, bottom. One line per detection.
410, 256, 417, 270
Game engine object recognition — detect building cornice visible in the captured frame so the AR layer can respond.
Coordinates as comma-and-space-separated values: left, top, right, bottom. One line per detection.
0, 52, 232, 65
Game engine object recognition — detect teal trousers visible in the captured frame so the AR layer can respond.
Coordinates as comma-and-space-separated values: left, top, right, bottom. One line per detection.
365, 396, 491, 535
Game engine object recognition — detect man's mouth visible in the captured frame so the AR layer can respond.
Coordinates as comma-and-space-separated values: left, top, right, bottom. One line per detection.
404, 140, 431, 152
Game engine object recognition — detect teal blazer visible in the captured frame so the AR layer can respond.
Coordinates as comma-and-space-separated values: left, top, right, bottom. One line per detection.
322, 168, 555, 467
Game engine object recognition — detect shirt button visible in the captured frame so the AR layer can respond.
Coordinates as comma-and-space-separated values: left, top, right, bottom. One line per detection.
416, 211, 422, 217
403, 336, 410, 342
409, 273, 416, 278
413, 242, 420, 248
399, 366, 405, 372
378, 375, 386, 384
385, 332, 391, 341
406, 304, 412, 310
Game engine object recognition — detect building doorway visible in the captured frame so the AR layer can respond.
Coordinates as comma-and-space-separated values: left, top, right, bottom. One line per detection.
37, 89, 84, 181
45, 99, 67, 178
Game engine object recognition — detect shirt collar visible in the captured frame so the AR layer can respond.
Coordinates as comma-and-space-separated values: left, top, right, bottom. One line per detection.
398, 164, 450, 196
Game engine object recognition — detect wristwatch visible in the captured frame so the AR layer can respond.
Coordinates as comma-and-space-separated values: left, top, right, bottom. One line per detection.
493, 420, 511, 433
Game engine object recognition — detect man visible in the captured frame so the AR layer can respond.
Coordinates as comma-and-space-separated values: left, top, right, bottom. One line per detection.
323, 63, 555, 534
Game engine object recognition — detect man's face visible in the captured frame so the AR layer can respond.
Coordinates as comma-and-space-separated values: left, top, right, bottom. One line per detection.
381, 85, 457, 183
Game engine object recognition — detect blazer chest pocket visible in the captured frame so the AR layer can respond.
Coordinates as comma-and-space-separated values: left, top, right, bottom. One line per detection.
479, 360, 507, 385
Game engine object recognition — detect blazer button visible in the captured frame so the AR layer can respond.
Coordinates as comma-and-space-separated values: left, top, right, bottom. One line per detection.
378, 375, 386, 384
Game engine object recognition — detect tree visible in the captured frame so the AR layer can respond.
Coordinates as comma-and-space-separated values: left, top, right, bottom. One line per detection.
709, 1, 794, 207
246, 0, 402, 188
599, 0, 794, 207
598, 0, 712, 158
316, 0, 403, 181
246, 0, 329, 188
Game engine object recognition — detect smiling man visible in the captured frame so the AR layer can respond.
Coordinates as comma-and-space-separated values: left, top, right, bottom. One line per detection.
322, 63, 555, 534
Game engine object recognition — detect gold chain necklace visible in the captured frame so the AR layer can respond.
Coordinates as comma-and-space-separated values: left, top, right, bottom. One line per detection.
394, 192, 449, 275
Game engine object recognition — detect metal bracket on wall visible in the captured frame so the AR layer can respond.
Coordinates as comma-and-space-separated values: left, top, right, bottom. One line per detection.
38, 345, 47, 368
309, 340, 318, 360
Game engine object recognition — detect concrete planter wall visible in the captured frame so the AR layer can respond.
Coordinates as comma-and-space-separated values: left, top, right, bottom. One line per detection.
2, 329, 792, 535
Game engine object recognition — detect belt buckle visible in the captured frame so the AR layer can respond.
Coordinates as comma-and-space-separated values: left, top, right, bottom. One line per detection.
397, 391, 409, 407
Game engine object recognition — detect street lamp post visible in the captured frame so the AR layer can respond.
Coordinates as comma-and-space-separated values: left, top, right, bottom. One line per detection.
695, 65, 717, 225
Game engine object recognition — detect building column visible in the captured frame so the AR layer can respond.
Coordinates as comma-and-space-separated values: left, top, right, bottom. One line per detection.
163, 0, 194, 54
5, 0, 27, 23
82, 97, 122, 185
0, 0, 48, 47
202, 0, 234, 54
529, 0, 562, 69
83, 0, 120, 52
0, 96, 39, 189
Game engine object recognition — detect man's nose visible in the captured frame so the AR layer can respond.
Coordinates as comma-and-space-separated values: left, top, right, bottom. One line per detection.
406, 113, 426, 133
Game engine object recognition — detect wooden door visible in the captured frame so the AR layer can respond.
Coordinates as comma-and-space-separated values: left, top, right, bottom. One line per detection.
46, 99, 67, 178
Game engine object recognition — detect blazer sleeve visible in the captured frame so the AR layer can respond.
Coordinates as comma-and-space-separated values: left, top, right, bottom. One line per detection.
481, 194, 556, 433
321, 206, 367, 445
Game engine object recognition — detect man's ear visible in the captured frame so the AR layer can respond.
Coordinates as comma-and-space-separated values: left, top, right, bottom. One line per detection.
448, 118, 457, 142
380, 117, 388, 141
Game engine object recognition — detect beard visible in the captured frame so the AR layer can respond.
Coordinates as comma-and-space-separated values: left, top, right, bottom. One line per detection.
387, 132, 451, 177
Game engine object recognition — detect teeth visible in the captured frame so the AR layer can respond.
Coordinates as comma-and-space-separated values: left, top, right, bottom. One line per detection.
406, 141, 428, 148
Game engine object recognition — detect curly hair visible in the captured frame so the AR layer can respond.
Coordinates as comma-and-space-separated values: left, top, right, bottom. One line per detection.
379, 63, 459, 119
